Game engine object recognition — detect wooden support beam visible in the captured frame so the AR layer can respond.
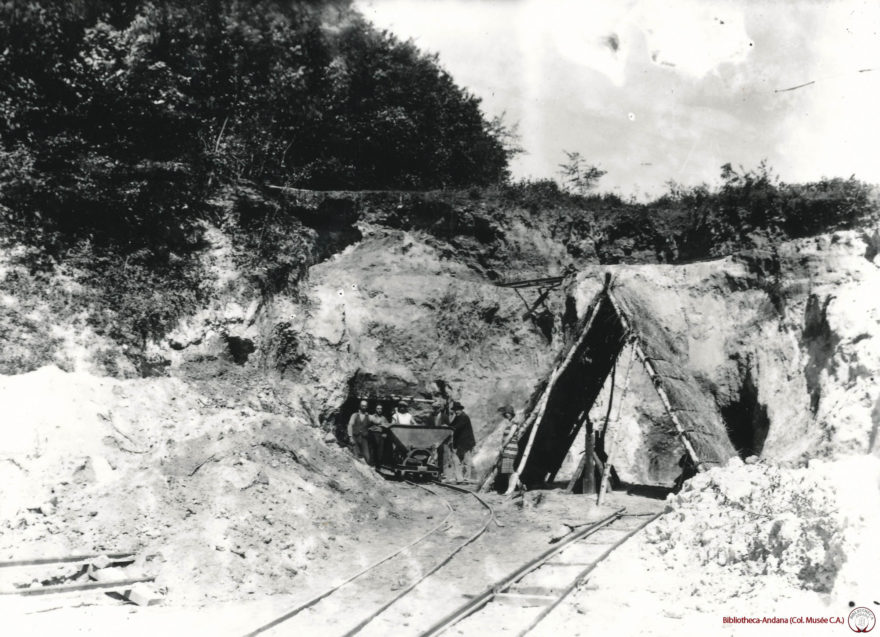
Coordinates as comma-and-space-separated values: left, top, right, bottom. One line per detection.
565, 453, 587, 494
477, 277, 611, 493
495, 276, 564, 289
0, 576, 155, 597
504, 297, 605, 495
604, 289, 704, 470
513, 287, 532, 314
583, 426, 596, 494
546, 412, 586, 485
565, 417, 595, 494
598, 342, 636, 505
521, 286, 554, 320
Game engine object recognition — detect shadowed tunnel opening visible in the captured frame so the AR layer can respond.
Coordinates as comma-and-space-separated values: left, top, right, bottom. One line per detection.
720, 362, 771, 458
332, 371, 449, 442
516, 295, 627, 489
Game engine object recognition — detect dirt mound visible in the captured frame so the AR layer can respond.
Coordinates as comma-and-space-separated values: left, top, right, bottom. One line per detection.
647, 458, 845, 592
538, 456, 880, 637
0, 366, 435, 604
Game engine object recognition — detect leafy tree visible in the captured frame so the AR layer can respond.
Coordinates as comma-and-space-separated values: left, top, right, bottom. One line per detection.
0, 0, 514, 247
558, 150, 606, 195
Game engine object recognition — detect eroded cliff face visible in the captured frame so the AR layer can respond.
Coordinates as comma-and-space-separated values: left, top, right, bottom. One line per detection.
571, 229, 880, 484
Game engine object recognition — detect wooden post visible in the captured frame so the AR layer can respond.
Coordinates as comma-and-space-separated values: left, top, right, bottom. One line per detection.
597, 342, 635, 505
565, 416, 595, 495
565, 454, 587, 494
583, 422, 596, 495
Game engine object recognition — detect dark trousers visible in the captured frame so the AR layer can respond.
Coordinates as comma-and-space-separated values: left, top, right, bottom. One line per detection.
367, 430, 392, 467
353, 433, 372, 465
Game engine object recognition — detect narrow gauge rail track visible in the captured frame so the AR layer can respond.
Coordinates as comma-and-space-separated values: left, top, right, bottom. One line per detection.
418, 509, 663, 637
243, 481, 494, 637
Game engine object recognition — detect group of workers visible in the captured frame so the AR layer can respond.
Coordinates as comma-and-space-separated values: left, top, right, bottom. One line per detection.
346, 398, 477, 483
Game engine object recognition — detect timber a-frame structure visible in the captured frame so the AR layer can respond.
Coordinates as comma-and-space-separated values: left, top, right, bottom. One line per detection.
479, 274, 737, 493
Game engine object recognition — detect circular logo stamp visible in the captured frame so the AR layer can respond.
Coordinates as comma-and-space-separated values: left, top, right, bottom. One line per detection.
848, 607, 876, 633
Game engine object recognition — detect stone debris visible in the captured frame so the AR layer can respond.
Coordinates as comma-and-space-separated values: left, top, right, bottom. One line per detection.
645, 457, 846, 593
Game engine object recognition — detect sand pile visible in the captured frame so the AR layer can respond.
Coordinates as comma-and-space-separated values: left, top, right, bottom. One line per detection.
647, 458, 846, 592
0, 366, 435, 604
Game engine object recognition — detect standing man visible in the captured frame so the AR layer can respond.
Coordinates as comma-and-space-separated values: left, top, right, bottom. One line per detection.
496, 406, 518, 492
347, 399, 372, 464
434, 398, 452, 427
434, 398, 454, 480
392, 402, 415, 425
449, 401, 476, 484
368, 403, 390, 467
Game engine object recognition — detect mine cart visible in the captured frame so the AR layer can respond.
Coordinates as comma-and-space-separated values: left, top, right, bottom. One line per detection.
377, 425, 453, 480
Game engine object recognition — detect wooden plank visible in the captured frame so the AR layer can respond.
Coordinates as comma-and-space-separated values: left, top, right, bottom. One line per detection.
494, 592, 555, 607
0, 576, 155, 597
0, 553, 135, 569
496, 276, 564, 289
508, 585, 564, 597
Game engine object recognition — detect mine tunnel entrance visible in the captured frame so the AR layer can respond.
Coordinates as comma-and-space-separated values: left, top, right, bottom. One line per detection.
720, 363, 771, 459
333, 372, 450, 443
332, 373, 457, 482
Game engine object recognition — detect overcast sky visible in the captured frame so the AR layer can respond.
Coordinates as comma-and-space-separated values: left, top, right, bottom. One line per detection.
356, 0, 880, 198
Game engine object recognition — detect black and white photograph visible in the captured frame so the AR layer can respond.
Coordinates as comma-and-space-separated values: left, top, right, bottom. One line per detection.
1, 1, 878, 635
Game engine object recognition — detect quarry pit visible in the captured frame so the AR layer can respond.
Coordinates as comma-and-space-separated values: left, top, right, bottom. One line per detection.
2, 197, 879, 636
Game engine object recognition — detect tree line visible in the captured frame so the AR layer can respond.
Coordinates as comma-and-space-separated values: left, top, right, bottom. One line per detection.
0, 0, 511, 246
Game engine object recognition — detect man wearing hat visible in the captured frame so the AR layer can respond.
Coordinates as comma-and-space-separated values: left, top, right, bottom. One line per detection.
449, 401, 476, 483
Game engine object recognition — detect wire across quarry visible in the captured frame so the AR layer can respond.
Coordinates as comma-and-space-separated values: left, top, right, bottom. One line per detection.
242, 480, 494, 637
417, 509, 663, 637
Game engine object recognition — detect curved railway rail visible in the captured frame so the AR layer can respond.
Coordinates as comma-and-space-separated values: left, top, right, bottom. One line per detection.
417, 509, 663, 637
243, 480, 495, 637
